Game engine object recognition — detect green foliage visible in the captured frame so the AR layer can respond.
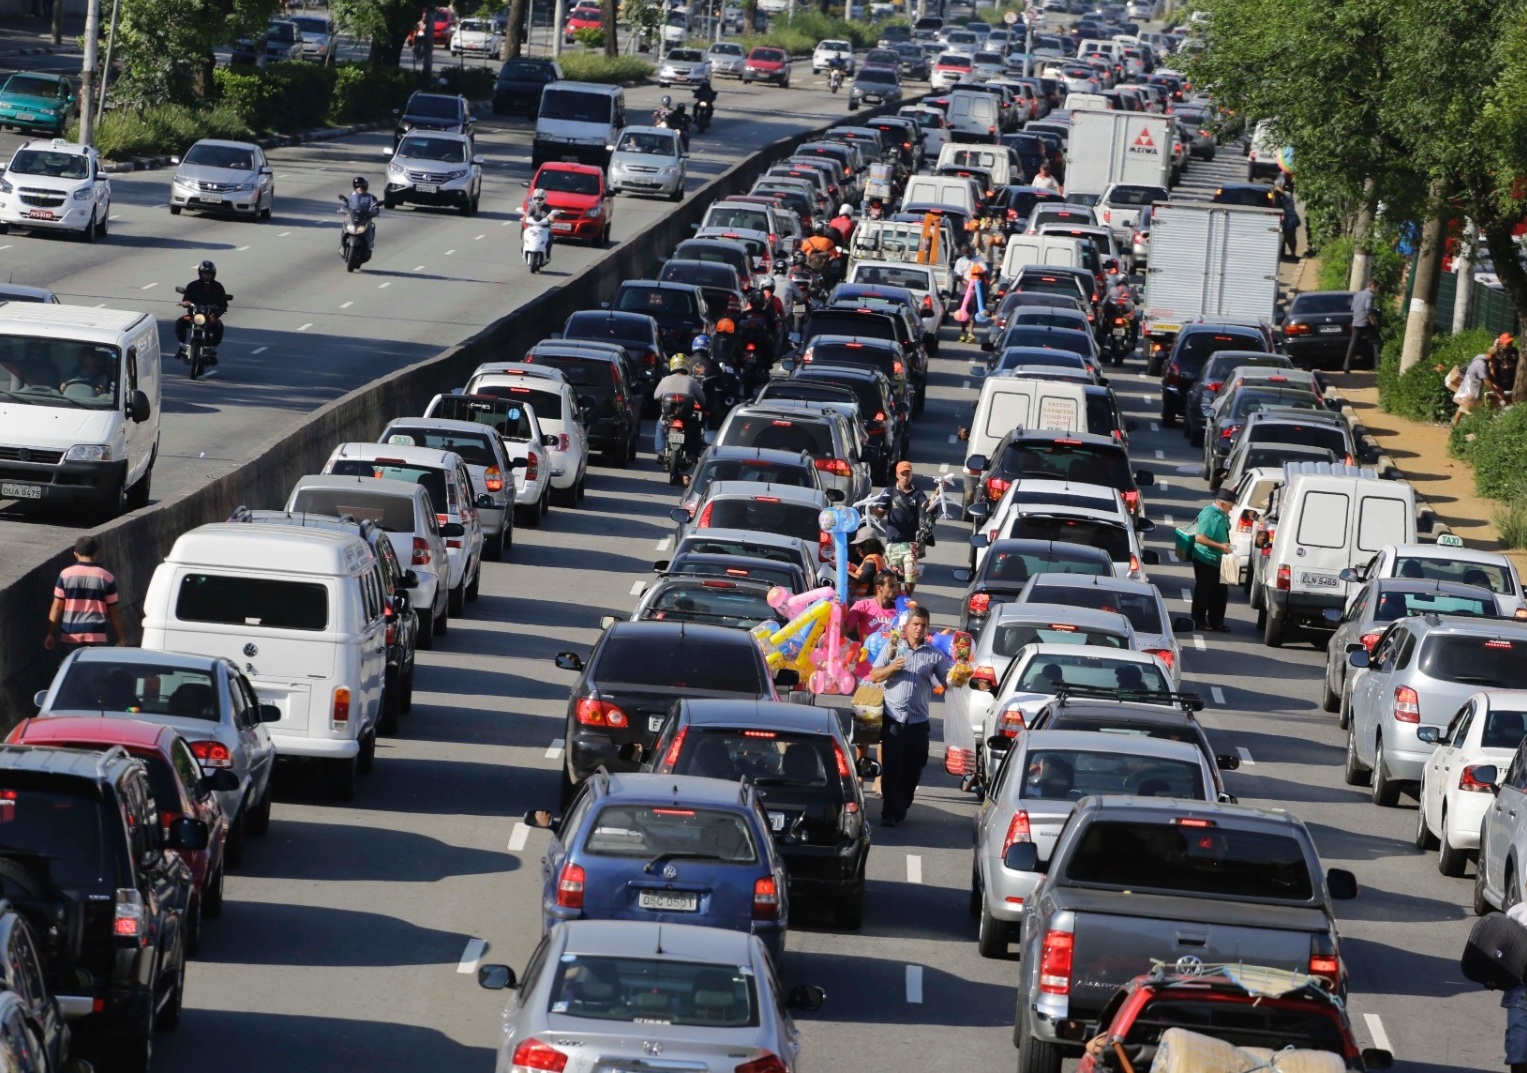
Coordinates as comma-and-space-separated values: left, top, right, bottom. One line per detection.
573, 26, 607, 47
1495, 494, 1527, 549
1313, 235, 1405, 298
1475, 404, 1527, 501
621, 0, 665, 37
329, 63, 414, 123
437, 65, 497, 99
113, 0, 281, 108
738, 12, 889, 54
331, 0, 423, 69
1449, 408, 1496, 464
213, 62, 337, 132
556, 53, 654, 83
92, 103, 253, 160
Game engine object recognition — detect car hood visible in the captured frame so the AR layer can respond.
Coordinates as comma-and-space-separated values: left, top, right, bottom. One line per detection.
176, 162, 259, 186
394, 153, 468, 172
0, 92, 60, 110
0, 407, 119, 449
401, 114, 461, 129
748, 57, 785, 67
541, 189, 600, 210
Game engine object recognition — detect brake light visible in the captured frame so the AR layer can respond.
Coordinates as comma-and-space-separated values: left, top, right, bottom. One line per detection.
1359, 630, 1383, 652
659, 726, 688, 771
113, 888, 146, 943
922, 294, 934, 312
815, 458, 853, 477
1001, 810, 1031, 857
1220, 424, 1240, 439
1308, 935, 1340, 987
331, 687, 351, 729
574, 697, 629, 727
753, 876, 780, 920
1284, 323, 1310, 336
190, 740, 233, 769
833, 741, 853, 778
1276, 564, 1291, 590
985, 476, 1010, 500
1122, 489, 1140, 513
1145, 647, 1174, 671
1164, 363, 1179, 386
696, 502, 715, 527
1203, 380, 1223, 393
1128, 553, 1141, 577
996, 703, 1027, 739
412, 537, 431, 566
736, 1055, 789, 1073
968, 592, 991, 616
1461, 765, 1497, 793
1038, 930, 1074, 994
1393, 686, 1420, 724
483, 465, 504, 494
555, 864, 585, 910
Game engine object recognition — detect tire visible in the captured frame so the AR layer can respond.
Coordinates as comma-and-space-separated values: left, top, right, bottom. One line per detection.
834, 885, 865, 930
484, 526, 504, 562
184, 893, 202, 958
1476, 843, 1496, 915
1321, 675, 1340, 714
1262, 609, 1285, 647
1414, 783, 1438, 849
156, 949, 184, 1030
327, 755, 358, 801
1159, 402, 1174, 426
977, 900, 1009, 959
668, 444, 685, 485
1440, 808, 1469, 877
126, 461, 153, 511
466, 562, 481, 602
554, 481, 578, 507
1016, 997, 1063, 1073
1338, 685, 1353, 730
224, 809, 246, 868
170, 205, 182, 216
246, 784, 272, 835
81, 210, 97, 243
1371, 735, 1401, 807
347, 243, 363, 272
669, 185, 684, 203
1343, 724, 1371, 786
435, 602, 448, 638
1508, 864, 1521, 911
558, 764, 578, 810
357, 731, 376, 775
379, 671, 401, 736
448, 579, 466, 616
401, 667, 415, 714
1188, 423, 1204, 448
111, 1002, 153, 1073
203, 859, 225, 918
969, 867, 981, 920
1250, 580, 1264, 610
416, 603, 435, 650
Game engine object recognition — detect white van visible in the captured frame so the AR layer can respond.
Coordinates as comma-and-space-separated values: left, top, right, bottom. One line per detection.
0, 304, 159, 519
999, 234, 1087, 281
936, 144, 1012, 188
900, 174, 980, 216
1065, 92, 1110, 112
963, 378, 1095, 499
945, 89, 1001, 144
141, 523, 389, 800
532, 82, 626, 169
1257, 462, 1417, 647
1077, 40, 1122, 62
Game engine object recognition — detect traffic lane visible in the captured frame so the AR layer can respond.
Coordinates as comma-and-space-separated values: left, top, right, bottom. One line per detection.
1107, 365, 1495, 1073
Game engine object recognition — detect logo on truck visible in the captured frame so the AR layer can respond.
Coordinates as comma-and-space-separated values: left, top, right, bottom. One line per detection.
1129, 127, 1158, 155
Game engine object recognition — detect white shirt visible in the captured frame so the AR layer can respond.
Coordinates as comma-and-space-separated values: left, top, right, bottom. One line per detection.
1031, 173, 1061, 192
1460, 353, 1491, 398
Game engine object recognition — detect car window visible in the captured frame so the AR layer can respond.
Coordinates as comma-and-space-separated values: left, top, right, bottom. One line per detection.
545, 954, 760, 1027
384, 428, 498, 468
1029, 583, 1163, 634
1008, 517, 1131, 561
535, 168, 602, 196
720, 415, 834, 456
176, 574, 328, 632
985, 547, 1111, 583
1356, 497, 1409, 554
1447, 702, 1476, 748
991, 623, 1125, 657
1392, 555, 1514, 595
1506, 743, 1527, 792
670, 729, 846, 800
702, 498, 820, 542
170, 739, 203, 793
51, 662, 219, 718
583, 804, 758, 862
1016, 652, 1168, 693
644, 581, 774, 629
0, 786, 105, 885
1005, 442, 1132, 490
1393, 630, 1418, 670
1294, 491, 1348, 549
329, 460, 448, 515
288, 488, 418, 533
1018, 748, 1204, 801
1065, 820, 1314, 901
1418, 636, 1527, 689
1484, 709, 1527, 751
520, 355, 616, 400
595, 635, 768, 694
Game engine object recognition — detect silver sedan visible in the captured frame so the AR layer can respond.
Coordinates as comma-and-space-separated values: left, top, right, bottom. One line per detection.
707, 41, 747, 78
169, 138, 274, 220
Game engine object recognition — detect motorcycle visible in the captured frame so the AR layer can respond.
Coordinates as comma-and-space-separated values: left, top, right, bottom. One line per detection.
697, 360, 741, 430
337, 195, 379, 273
658, 393, 703, 484
523, 214, 552, 273
694, 97, 713, 133
827, 61, 845, 94
735, 312, 777, 389
174, 287, 230, 382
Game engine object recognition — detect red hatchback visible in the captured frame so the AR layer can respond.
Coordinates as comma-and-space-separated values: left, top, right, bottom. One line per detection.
8, 717, 236, 956
524, 162, 613, 246
743, 46, 791, 87
564, 4, 602, 40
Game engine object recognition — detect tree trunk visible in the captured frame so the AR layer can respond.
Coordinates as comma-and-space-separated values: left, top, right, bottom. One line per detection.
1480, 218, 1527, 403
192, 54, 216, 99
742, 0, 755, 33
1399, 208, 1448, 374
1452, 221, 1476, 335
1347, 178, 1375, 292
505, 0, 527, 56
602, 0, 617, 56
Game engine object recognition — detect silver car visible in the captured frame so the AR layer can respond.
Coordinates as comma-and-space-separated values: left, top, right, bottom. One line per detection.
380, 417, 514, 561
475, 919, 824, 1073
169, 138, 274, 219
707, 41, 746, 78
1345, 616, 1527, 807
290, 13, 336, 60
970, 729, 1214, 958
608, 125, 687, 201
658, 47, 713, 86
35, 646, 278, 853
1016, 573, 1192, 686
382, 130, 482, 215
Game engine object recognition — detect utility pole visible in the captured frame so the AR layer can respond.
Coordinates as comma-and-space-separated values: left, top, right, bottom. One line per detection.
420, 3, 435, 87
95, 0, 119, 130
1399, 210, 1448, 374
1452, 221, 1476, 335
77, 0, 101, 146
553, 0, 566, 55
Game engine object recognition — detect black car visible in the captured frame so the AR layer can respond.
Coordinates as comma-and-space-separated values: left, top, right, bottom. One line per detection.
0, 744, 201, 1072
951, 538, 1115, 633
678, 445, 824, 519
492, 56, 561, 117
897, 43, 933, 79
1183, 351, 1293, 447
849, 66, 902, 108
611, 280, 711, 357
795, 334, 911, 422
658, 258, 748, 323
992, 178, 1065, 226
393, 91, 474, 146
551, 621, 790, 805
1204, 385, 1328, 476
1281, 290, 1358, 366
1158, 322, 1271, 425
0, 906, 85, 1073
522, 340, 643, 465
965, 429, 1154, 516
559, 310, 666, 403
809, 303, 927, 412
780, 363, 907, 480
863, 115, 922, 169
657, 551, 809, 593
639, 699, 873, 928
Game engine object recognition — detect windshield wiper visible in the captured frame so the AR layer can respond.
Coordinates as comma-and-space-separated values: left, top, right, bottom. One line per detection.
0, 389, 35, 405
643, 851, 725, 873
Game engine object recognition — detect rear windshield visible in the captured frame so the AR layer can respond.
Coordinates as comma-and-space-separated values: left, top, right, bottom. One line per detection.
1019, 748, 1204, 801
673, 729, 845, 799
1065, 820, 1314, 902
643, 581, 775, 629
1392, 555, 1516, 595
1247, 424, 1348, 454
706, 206, 769, 231
1027, 583, 1163, 634
474, 383, 564, 421
806, 342, 899, 378
53, 662, 219, 719
1009, 516, 1130, 561
1418, 637, 1527, 689
668, 558, 798, 590
565, 314, 649, 348
290, 488, 417, 532
1003, 441, 1132, 488
176, 574, 328, 631
1242, 447, 1333, 471
678, 537, 799, 567
617, 287, 698, 318
596, 635, 767, 694
691, 458, 813, 501
0, 787, 106, 886
703, 499, 821, 543
1230, 389, 1319, 419
546, 955, 759, 1028
330, 460, 448, 514
383, 426, 495, 467
985, 545, 1112, 584
1291, 293, 1355, 315
720, 415, 834, 456
523, 355, 616, 399
662, 260, 741, 288
991, 622, 1126, 658
802, 373, 884, 415
583, 804, 757, 863
1017, 654, 1168, 694
805, 312, 896, 342
1176, 332, 1265, 372
852, 264, 933, 291
1105, 185, 1167, 207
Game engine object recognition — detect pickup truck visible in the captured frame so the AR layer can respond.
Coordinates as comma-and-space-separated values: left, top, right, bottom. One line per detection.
1009, 796, 1358, 1073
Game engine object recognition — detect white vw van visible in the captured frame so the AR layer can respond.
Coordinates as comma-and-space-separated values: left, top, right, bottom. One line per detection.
0, 303, 159, 519
141, 523, 389, 800
532, 82, 626, 169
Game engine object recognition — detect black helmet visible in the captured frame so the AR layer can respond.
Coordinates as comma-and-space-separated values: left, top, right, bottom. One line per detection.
675, 102, 686, 113
812, 222, 827, 236
747, 289, 765, 307
353, 176, 369, 192
791, 252, 807, 267
197, 260, 216, 280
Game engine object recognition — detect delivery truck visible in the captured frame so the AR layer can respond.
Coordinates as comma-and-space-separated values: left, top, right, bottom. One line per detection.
1062, 109, 1173, 199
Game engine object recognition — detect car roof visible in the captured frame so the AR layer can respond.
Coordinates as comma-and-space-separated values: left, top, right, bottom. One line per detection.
566, 309, 656, 328
988, 602, 1131, 630
1021, 728, 1204, 762
384, 417, 496, 437
1370, 577, 1499, 598
603, 619, 758, 644
618, 279, 698, 293
14, 716, 177, 752
703, 445, 814, 465
1385, 542, 1513, 565
557, 919, 756, 962
600, 771, 757, 806
1023, 643, 1160, 662
0, 742, 135, 781
1027, 573, 1161, 597
704, 480, 829, 504
330, 442, 461, 468
291, 474, 427, 501
66, 647, 224, 671
1009, 429, 1119, 448
679, 698, 841, 734
677, 526, 812, 551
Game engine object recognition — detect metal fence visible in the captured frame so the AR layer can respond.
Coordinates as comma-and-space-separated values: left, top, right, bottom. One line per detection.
1433, 272, 1522, 336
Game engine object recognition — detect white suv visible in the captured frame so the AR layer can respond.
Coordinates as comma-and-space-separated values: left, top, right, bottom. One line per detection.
812, 39, 855, 74
0, 138, 111, 240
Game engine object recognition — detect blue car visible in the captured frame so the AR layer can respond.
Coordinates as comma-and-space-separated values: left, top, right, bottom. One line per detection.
530, 772, 790, 960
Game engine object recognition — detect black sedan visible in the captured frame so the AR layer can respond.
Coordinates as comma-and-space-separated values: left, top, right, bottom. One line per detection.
492, 57, 561, 117
393, 91, 474, 146
850, 66, 903, 109
560, 309, 666, 402
895, 43, 932, 80
610, 280, 710, 359
1281, 290, 1357, 367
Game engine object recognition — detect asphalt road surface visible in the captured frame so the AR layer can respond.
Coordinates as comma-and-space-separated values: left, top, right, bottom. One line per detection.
127, 145, 1499, 1073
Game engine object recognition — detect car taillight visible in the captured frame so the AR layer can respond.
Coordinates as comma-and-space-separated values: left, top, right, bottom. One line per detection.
985, 476, 1010, 501
736, 1055, 789, 1073
1461, 764, 1497, 793
1038, 929, 1074, 994
554, 864, 585, 909
1001, 810, 1031, 856
643, 350, 658, 366
1260, 526, 1275, 555
696, 501, 715, 527
660, 726, 688, 771
1128, 553, 1141, 577
1284, 323, 1310, 336
331, 687, 351, 730
1359, 630, 1383, 653
557, 432, 571, 453
996, 703, 1027, 739
817, 532, 832, 562
1145, 647, 1174, 671
1203, 380, 1222, 393
190, 740, 233, 769
833, 741, 853, 778
815, 458, 853, 477
1393, 686, 1420, 724
1235, 512, 1254, 532
967, 592, 991, 616
1308, 935, 1340, 988
1132, 231, 1143, 242
114, 888, 146, 943
412, 536, 431, 566
1164, 363, 1179, 385
922, 294, 934, 312
753, 876, 780, 920
526, 454, 539, 484
484, 466, 504, 493
1276, 564, 1291, 590
575, 697, 629, 727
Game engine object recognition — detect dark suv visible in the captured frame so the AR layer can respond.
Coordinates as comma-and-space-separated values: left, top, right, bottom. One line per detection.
0, 744, 201, 1073
393, 91, 474, 146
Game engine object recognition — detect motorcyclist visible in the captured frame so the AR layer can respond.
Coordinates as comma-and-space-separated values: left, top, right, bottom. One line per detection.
342, 175, 381, 253
693, 81, 717, 108
652, 353, 706, 456
671, 102, 692, 150
828, 203, 856, 246
653, 94, 674, 126
1106, 275, 1138, 352
826, 53, 848, 89
865, 197, 885, 220
800, 222, 840, 283
523, 188, 554, 263
174, 260, 229, 364
760, 277, 786, 326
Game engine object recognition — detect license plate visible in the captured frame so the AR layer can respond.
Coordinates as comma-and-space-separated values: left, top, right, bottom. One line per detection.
553, 222, 573, 231
637, 890, 698, 911
1317, 324, 1342, 334
25, 209, 54, 220
0, 482, 41, 500
1300, 571, 1340, 588
769, 811, 786, 831
647, 715, 664, 731
416, 183, 438, 193
200, 193, 224, 203
1152, 322, 1180, 333
15, 113, 36, 121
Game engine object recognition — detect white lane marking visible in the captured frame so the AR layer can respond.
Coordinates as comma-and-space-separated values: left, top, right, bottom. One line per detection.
379, 281, 391, 289
1159, 479, 1170, 491
1150, 421, 1159, 432
629, 579, 645, 595
508, 822, 530, 852
0, 244, 13, 251
456, 938, 487, 974
1162, 513, 1173, 526
475, 233, 486, 240
1180, 588, 1192, 602
655, 536, 672, 551
1237, 746, 1256, 766
906, 965, 924, 1003
236, 245, 251, 251
1138, 393, 1153, 403
95, 303, 107, 308
251, 346, 268, 355
907, 854, 922, 884
297, 322, 313, 332
412, 264, 426, 272
546, 738, 565, 759
279, 231, 292, 237
962, 379, 972, 389
939, 462, 950, 474
1364, 1014, 1392, 1055
1211, 686, 1226, 705
444, 249, 457, 256
1154, 449, 1164, 460
140, 282, 158, 290
502, 218, 513, 226
1192, 634, 1207, 651
339, 301, 353, 309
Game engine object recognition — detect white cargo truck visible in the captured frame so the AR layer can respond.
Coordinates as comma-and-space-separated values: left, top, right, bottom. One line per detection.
1141, 202, 1284, 374
1063, 109, 1173, 199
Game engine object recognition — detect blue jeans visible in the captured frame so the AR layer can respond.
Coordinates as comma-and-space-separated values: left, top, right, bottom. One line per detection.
1505, 984, 1527, 1064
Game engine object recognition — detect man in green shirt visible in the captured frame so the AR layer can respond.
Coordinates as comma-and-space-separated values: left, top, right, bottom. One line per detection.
1191, 486, 1235, 632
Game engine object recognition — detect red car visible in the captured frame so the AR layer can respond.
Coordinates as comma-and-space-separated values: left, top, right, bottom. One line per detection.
524, 162, 613, 246
743, 46, 791, 87
1076, 965, 1391, 1073
8, 717, 236, 957
563, 4, 602, 41
407, 7, 456, 45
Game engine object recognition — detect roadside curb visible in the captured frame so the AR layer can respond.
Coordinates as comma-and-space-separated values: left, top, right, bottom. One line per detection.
1323, 388, 1452, 538
101, 120, 392, 173
0, 44, 75, 56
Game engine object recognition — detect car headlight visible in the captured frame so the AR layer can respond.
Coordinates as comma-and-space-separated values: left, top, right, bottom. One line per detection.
585, 203, 602, 219
231, 182, 255, 192
660, 165, 678, 174
387, 162, 405, 175
172, 173, 193, 188
72, 186, 92, 200
447, 169, 467, 180
65, 444, 113, 462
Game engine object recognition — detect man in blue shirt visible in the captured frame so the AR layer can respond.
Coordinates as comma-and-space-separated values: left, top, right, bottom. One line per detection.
868, 605, 953, 827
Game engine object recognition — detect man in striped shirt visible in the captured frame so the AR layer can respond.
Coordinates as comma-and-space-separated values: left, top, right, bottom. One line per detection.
45, 536, 125, 653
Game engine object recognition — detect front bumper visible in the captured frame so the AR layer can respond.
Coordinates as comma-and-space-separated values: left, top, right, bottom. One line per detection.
549, 212, 603, 240
0, 197, 94, 230
385, 180, 474, 207
744, 67, 787, 83
0, 108, 64, 132
171, 185, 261, 214
610, 167, 683, 196
0, 456, 126, 505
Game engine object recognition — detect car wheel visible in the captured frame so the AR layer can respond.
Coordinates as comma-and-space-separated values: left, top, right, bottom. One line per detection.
224, 808, 246, 868
1371, 734, 1401, 807
436, 599, 449, 636
976, 899, 1009, 959
448, 579, 466, 615
183, 893, 202, 958
1343, 724, 1371, 786
246, 784, 272, 835
1476, 841, 1496, 915
170, 205, 182, 216
554, 480, 578, 507
576, 470, 587, 500
1338, 684, 1353, 729
1414, 780, 1437, 849
834, 884, 865, 930
466, 561, 481, 602
1159, 401, 1174, 426
401, 665, 415, 713
484, 526, 504, 561
328, 755, 359, 801
1507, 863, 1521, 911
416, 604, 435, 650
1017, 997, 1063, 1073
156, 949, 185, 1031
1250, 580, 1264, 611
357, 730, 377, 775
558, 764, 578, 810
1262, 609, 1285, 647
379, 670, 401, 735
203, 858, 226, 918
969, 866, 982, 919
1440, 808, 1469, 877
1320, 674, 1340, 713
81, 209, 97, 243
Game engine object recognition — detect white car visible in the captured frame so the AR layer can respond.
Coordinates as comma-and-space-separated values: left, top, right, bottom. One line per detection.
1418, 690, 1527, 876
707, 40, 746, 77
382, 414, 515, 560
0, 138, 111, 239
464, 362, 591, 505
844, 259, 945, 349
812, 38, 856, 74
1355, 542, 1527, 619
291, 13, 337, 60
969, 481, 1149, 579
657, 47, 713, 86
451, 17, 503, 54
1225, 466, 1283, 589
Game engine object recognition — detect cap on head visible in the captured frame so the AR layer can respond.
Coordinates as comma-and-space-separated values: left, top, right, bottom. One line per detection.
1214, 486, 1236, 504
74, 535, 98, 558
1500, 333, 1516, 347
895, 460, 913, 477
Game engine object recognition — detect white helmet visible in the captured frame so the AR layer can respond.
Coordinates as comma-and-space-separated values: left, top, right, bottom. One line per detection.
839, 203, 853, 216
531, 188, 547, 204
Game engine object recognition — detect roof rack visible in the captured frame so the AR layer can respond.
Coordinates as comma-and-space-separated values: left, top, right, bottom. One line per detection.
1053, 683, 1204, 713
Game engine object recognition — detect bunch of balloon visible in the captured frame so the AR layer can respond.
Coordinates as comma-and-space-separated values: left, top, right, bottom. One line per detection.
807, 506, 864, 696
749, 585, 836, 680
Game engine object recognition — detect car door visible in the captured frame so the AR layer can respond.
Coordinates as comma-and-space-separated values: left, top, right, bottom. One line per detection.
232, 669, 276, 801
456, 461, 484, 566
1487, 742, 1527, 901
358, 566, 388, 730
1328, 583, 1369, 695
1352, 624, 1402, 763
1427, 699, 1474, 834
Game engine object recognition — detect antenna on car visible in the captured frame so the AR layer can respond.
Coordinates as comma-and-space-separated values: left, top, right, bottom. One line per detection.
655, 926, 665, 955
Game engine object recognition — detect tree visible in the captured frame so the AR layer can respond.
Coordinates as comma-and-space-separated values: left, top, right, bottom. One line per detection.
621, 0, 662, 53
112, 0, 279, 105
503, 0, 529, 57
332, 0, 431, 70
601, 0, 618, 56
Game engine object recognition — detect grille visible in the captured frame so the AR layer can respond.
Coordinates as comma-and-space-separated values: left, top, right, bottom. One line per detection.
17, 190, 64, 208
197, 180, 231, 192
406, 170, 454, 183
0, 446, 63, 465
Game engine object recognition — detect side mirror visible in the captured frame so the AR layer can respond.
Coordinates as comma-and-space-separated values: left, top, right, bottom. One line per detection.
260, 703, 281, 722
653, 560, 671, 573
554, 651, 585, 672
477, 964, 518, 990
670, 507, 692, 524
129, 390, 151, 424
785, 984, 826, 1011
1337, 567, 1357, 582
970, 533, 990, 549
617, 742, 646, 763
857, 757, 881, 779
1141, 549, 1161, 565
1325, 867, 1358, 900
167, 816, 210, 851
1473, 764, 1500, 790
1215, 753, 1240, 771
522, 809, 559, 830
986, 733, 1013, 753
521, 179, 531, 188
473, 157, 485, 167
1134, 517, 1156, 532
507, 458, 528, 469
952, 568, 973, 583
1416, 726, 1442, 745
403, 569, 420, 587
967, 500, 990, 521
198, 769, 241, 794
381, 146, 394, 158
1361, 1050, 1393, 1071
775, 668, 801, 688
826, 488, 845, 503
1347, 649, 1370, 670
1133, 470, 1154, 486
599, 615, 617, 630
1003, 840, 1039, 871
579, 394, 597, 410
1172, 615, 1195, 632
965, 453, 988, 472
476, 493, 495, 509
541, 433, 560, 447
170, 155, 181, 165
440, 522, 466, 538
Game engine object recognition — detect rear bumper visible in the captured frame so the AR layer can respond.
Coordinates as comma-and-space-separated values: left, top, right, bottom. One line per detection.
270, 732, 360, 759
1268, 587, 1344, 625
777, 836, 868, 896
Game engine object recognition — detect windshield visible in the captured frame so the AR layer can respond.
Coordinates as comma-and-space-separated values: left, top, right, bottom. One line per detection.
183, 142, 257, 170
616, 131, 678, 156
329, 460, 448, 515
520, 354, 615, 398
1248, 423, 1348, 454
8, 148, 89, 180
1018, 748, 1204, 801
643, 581, 774, 628
1230, 389, 1319, 418
1005, 442, 1132, 489
616, 287, 695, 317
407, 94, 459, 119
992, 621, 1126, 657
1392, 556, 1515, 595
584, 803, 757, 862
703, 498, 821, 543
291, 16, 330, 33
667, 49, 703, 61
596, 634, 767, 693
3, 75, 64, 98
750, 48, 786, 61
1177, 331, 1265, 371
1017, 653, 1168, 693
0, 337, 120, 409
720, 415, 833, 456
1009, 516, 1131, 562
383, 427, 495, 468
1105, 185, 1167, 207
53, 662, 219, 718
540, 89, 612, 123
1066, 820, 1314, 901
289, 488, 417, 533
1419, 636, 1527, 688
397, 135, 467, 163
985, 546, 1112, 584
546, 955, 759, 1028
499, 60, 556, 81
1027, 583, 1163, 634
566, 313, 648, 347
0, 786, 106, 885
176, 573, 329, 631
536, 168, 601, 195
268, 20, 296, 40
672, 728, 845, 797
